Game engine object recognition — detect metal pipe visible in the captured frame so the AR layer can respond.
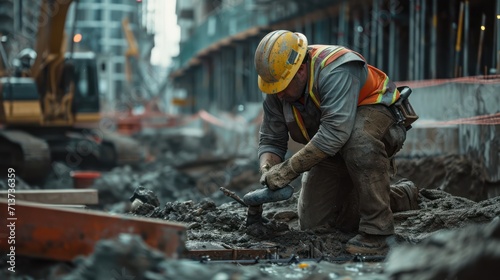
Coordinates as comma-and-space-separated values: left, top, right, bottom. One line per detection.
394, 22, 400, 81
370, 0, 379, 65
463, 0, 469, 76
476, 14, 486, 75
496, 0, 500, 73
364, 7, 370, 61
376, 0, 383, 69
455, 1, 464, 77
14, 0, 21, 33
409, 0, 415, 80
493, 7, 498, 74
389, 0, 396, 79
338, 0, 347, 46
415, 0, 420, 80
353, 16, 361, 52
431, 0, 437, 78
420, 0, 426, 80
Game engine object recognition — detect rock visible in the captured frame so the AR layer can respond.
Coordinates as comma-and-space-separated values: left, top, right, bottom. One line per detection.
386, 218, 500, 280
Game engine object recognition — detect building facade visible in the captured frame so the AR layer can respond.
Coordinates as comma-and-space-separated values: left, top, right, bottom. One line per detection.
0, 0, 40, 64
66, 0, 155, 111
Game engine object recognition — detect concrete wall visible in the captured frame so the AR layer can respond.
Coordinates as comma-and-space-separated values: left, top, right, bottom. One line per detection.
398, 78, 500, 182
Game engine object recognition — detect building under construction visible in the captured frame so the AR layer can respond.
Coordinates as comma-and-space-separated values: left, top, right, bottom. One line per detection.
172, 0, 500, 113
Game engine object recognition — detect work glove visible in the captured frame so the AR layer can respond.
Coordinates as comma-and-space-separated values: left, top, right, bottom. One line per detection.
260, 142, 328, 190
260, 159, 299, 190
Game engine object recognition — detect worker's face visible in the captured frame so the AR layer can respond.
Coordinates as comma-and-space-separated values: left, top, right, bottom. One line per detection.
277, 64, 307, 103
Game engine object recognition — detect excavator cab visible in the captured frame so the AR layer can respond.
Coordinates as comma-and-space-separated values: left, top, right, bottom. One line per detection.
69, 52, 100, 123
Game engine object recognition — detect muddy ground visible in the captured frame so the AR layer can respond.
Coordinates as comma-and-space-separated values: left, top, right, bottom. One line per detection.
1, 130, 500, 279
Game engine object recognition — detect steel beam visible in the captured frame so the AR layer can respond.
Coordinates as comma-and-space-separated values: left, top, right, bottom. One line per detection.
0, 199, 187, 261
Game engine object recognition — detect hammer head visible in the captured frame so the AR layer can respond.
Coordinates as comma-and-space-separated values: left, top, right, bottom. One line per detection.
242, 185, 294, 206
246, 205, 264, 226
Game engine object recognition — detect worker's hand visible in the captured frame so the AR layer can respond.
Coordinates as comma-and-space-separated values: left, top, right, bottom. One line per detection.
260, 159, 299, 190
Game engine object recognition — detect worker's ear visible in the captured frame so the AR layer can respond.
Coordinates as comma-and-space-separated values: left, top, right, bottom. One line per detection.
296, 64, 307, 79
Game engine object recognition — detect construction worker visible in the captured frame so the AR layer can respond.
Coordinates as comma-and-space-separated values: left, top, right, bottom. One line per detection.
254, 30, 419, 255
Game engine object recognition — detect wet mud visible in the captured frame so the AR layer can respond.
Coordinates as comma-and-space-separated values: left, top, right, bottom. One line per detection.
1, 132, 499, 279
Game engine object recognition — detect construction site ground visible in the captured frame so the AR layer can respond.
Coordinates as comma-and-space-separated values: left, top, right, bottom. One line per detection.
1, 128, 499, 279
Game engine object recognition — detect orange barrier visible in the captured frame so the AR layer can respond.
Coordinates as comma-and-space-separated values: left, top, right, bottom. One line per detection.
70, 171, 102, 189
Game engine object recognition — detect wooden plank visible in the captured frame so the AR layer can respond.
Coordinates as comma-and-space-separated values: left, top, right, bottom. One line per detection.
27, 203, 89, 209
0, 199, 187, 261
0, 189, 98, 205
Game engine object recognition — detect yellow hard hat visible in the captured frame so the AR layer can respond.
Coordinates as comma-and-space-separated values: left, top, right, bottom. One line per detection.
254, 30, 308, 94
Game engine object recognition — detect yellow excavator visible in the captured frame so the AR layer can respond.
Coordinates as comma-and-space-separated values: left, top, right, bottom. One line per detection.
0, 0, 144, 183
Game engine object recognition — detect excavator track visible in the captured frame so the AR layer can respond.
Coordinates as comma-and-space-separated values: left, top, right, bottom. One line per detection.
0, 130, 51, 183
0, 128, 144, 184
100, 130, 145, 166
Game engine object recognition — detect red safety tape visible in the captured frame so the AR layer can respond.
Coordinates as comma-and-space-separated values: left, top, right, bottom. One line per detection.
396, 75, 500, 89
419, 112, 500, 126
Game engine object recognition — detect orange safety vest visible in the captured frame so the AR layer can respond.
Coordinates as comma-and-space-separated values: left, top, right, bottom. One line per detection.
292, 45, 400, 142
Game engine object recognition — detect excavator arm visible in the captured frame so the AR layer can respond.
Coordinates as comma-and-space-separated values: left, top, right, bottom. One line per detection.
122, 17, 139, 84
30, 0, 75, 125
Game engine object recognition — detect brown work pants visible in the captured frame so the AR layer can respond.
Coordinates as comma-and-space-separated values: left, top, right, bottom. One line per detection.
298, 104, 412, 235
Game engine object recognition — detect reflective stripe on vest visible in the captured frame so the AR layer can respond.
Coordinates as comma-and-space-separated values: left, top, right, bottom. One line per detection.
292, 106, 311, 141
292, 46, 350, 141
292, 45, 400, 142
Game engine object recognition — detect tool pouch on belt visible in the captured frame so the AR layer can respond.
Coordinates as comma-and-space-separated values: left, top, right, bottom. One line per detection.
390, 86, 419, 130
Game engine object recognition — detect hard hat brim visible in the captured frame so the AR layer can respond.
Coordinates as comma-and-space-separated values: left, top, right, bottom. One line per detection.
257, 32, 308, 94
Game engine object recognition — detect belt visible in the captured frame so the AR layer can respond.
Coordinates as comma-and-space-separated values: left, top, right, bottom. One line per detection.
389, 86, 419, 130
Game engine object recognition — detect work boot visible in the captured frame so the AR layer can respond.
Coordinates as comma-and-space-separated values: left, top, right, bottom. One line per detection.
345, 233, 390, 255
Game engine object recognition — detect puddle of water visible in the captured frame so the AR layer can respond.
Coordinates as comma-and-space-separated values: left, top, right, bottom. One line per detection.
254, 261, 388, 279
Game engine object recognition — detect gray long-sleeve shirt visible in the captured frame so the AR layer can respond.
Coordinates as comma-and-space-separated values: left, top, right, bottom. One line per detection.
258, 55, 368, 160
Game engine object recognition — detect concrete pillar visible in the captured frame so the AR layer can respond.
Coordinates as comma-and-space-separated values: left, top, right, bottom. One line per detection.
409, 0, 414, 80
338, 1, 347, 46
430, 0, 437, 79
389, 0, 396, 78
463, 0, 469, 76
496, 0, 500, 72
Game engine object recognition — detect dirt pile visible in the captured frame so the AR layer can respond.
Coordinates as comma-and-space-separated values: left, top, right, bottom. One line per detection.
127, 185, 500, 259
396, 155, 491, 201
